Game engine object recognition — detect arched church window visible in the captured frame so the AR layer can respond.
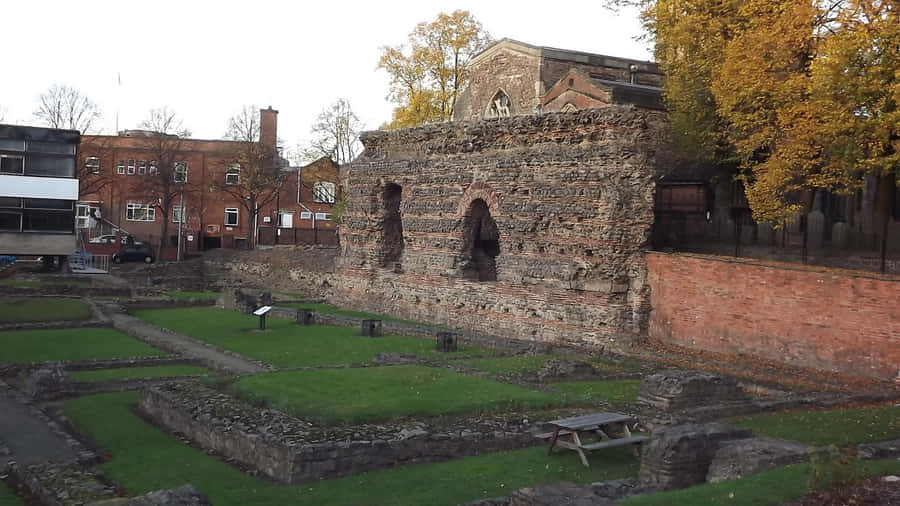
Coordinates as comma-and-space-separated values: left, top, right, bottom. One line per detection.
560, 103, 578, 113
486, 90, 512, 118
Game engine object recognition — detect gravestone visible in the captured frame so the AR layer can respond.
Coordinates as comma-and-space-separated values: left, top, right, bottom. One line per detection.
832, 222, 850, 249
637, 369, 747, 412
361, 319, 382, 337
436, 331, 458, 352
807, 210, 825, 249
295, 309, 315, 326
639, 423, 753, 491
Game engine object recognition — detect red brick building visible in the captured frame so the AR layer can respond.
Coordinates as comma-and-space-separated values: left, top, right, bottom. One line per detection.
78, 107, 340, 257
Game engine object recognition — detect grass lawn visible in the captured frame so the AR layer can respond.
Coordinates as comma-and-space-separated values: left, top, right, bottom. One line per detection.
282, 302, 442, 328
70, 365, 208, 382
734, 405, 900, 446
622, 459, 900, 506
548, 380, 641, 403
459, 355, 554, 374
133, 307, 481, 367
0, 298, 92, 323
65, 392, 638, 506
164, 291, 220, 300
0, 328, 162, 363
0, 484, 22, 506
230, 366, 564, 424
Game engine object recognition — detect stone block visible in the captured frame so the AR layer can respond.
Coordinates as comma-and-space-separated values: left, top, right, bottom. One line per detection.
637, 369, 746, 412
707, 437, 810, 483
295, 309, 315, 326
535, 359, 597, 382
436, 331, 459, 352
807, 210, 825, 249
361, 319, 382, 337
639, 423, 753, 491
100, 484, 212, 506
832, 222, 850, 249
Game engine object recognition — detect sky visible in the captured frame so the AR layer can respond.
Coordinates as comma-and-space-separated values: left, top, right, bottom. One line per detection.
1, 0, 651, 154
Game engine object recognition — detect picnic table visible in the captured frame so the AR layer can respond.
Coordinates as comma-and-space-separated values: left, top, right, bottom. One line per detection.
536, 412, 648, 467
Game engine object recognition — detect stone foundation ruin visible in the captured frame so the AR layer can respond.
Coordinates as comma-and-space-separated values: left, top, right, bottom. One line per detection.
335, 108, 666, 351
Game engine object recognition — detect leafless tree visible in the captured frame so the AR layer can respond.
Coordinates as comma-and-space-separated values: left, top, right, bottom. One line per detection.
77, 136, 118, 198
214, 105, 283, 249
301, 99, 363, 165
131, 107, 192, 259
33, 84, 103, 133
0, 105, 6, 123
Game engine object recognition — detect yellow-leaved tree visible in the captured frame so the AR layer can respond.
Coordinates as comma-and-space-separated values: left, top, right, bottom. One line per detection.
615, 0, 899, 228
377, 10, 492, 129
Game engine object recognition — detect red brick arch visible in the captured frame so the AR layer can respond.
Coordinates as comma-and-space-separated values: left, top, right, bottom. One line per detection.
457, 183, 502, 219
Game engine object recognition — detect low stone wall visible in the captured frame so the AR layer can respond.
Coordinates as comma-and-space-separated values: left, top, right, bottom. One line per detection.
4, 461, 118, 506
139, 383, 537, 484
648, 252, 900, 380
1, 355, 187, 378
124, 299, 217, 311
2, 286, 132, 298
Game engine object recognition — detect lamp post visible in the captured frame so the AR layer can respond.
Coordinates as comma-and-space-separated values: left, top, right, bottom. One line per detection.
176, 183, 185, 262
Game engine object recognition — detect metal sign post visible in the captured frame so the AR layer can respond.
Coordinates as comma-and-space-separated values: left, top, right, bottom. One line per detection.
253, 305, 272, 330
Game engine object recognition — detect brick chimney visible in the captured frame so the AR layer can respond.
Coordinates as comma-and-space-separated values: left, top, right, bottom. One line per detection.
259, 106, 278, 151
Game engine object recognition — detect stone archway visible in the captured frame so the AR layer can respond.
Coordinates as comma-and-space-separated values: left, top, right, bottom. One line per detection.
461, 199, 500, 281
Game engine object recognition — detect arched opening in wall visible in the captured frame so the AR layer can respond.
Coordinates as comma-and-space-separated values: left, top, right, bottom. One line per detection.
485, 89, 512, 118
560, 102, 578, 113
461, 199, 500, 281
380, 183, 404, 268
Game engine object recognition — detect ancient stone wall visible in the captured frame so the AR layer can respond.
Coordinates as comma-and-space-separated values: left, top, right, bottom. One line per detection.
453, 47, 541, 121
647, 252, 900, 380
334, 109, 664, 351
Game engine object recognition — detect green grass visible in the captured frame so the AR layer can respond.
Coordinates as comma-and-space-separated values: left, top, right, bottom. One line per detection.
70, 365, 208, 382
230, 366, 565, 424
734, 405, 900, 446
0, 328, 162, 363
282, 302, 442, 328
548, 380, 641, 403
0, 483, 22, 506
622, 459, 900, 506
0, 297, 92, 323
133, 307, 480, 367
164, 291, 220, 300
64, 392, 638, 506
459, 355, 554, 374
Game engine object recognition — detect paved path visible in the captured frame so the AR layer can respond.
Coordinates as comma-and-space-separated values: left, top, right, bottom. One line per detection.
97, 302, 267, 374
0, 392, 79, 466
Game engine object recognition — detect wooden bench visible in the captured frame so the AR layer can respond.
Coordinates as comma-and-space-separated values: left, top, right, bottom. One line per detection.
541, 412, 648, 467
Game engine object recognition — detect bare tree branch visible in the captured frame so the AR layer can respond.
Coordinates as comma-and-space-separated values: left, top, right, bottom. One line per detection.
301, 99, 364, 165
33, 84, 103, 133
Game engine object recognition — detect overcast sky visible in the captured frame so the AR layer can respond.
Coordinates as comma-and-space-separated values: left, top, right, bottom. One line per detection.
2, 0, 650, 152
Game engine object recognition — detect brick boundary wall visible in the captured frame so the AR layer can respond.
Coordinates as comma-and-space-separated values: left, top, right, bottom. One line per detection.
647, 252, 900, 380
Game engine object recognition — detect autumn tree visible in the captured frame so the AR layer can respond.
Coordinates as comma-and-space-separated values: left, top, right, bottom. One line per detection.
132, 107, 192, 259
302, 99, 363, 165
378, 10, 491, 128
214, 105, 283, 249
616, 0, 898, 229
33, 84, 103, 133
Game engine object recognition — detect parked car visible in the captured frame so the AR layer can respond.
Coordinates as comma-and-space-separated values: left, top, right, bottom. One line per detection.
89, 234, 127, 244
112, 243, 155, 264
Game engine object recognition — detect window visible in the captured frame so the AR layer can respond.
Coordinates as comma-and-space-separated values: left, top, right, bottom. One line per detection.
172, 205, 184, 223
117, 160, 125, 175
24, 154, 75, 177
138, 160, 146, 175
126, 203, 155, 222
278, 211, 293, 228
0, 139, 25, 151
314, 212, 332, 221
486, 89, 512, 118
127, 159, 136, 175
299, 211, 312, 220
0, 154, 24, 174
76, 204, 99, 229
174, 161, 188, 183
149, 160, 158, 176
25, 199, 72, 210
224, 207, 239, 226
84, 157, 101, 174
313, 182, 336, 203
27, 141, 75, 155
0, 211, 21, 231
225, 164, 240, 185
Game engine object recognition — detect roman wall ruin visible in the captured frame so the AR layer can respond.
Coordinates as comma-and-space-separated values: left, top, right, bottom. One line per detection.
334, 108, 666, 350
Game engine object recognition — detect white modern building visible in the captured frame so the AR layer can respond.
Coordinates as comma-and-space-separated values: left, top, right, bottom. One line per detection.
0, 124, 80, 259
